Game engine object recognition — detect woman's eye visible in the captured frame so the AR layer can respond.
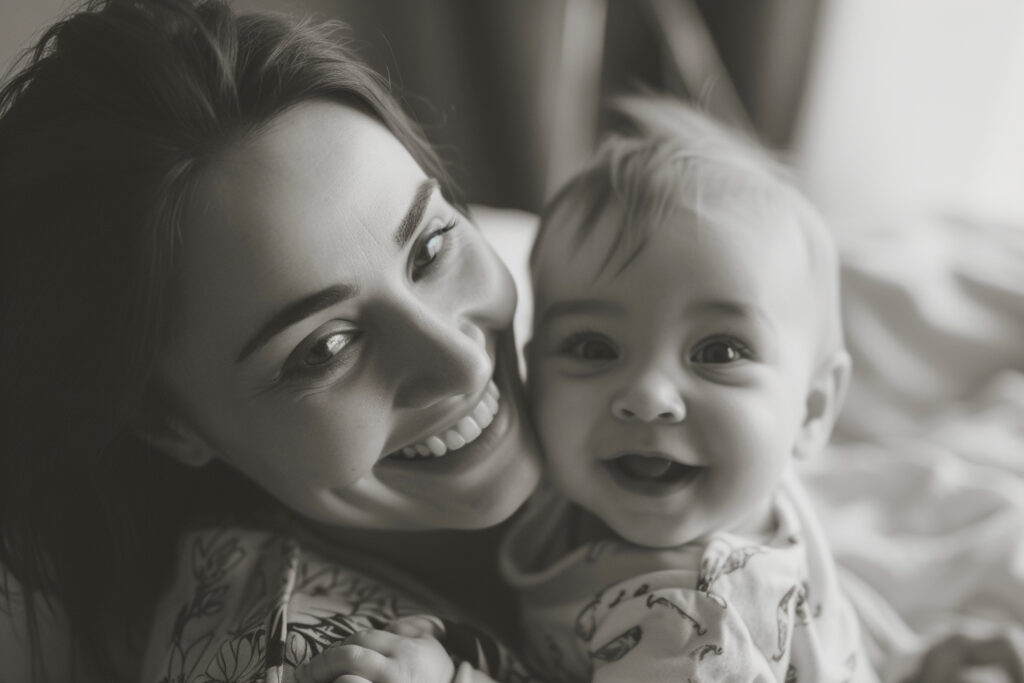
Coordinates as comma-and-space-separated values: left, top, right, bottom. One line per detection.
560, 333, 618, 361
412, 219, 457, 278
275, 325, 361, 388
301, 331, 354, 366
690, 338, 749, 364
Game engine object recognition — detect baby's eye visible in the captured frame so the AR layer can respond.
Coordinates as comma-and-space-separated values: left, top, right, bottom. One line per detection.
560, 333, 618, 361
690, 337, 750, 364
301, 331, 353, 366
411, 219, 456, 279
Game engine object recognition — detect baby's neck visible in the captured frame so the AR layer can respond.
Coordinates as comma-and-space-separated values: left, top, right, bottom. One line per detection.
727, 496, 780, 542
566, 505, 619, 547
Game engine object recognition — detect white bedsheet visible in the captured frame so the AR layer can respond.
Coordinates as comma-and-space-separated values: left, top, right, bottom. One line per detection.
803, 379, 1024, 680
820, 217, 1024, 677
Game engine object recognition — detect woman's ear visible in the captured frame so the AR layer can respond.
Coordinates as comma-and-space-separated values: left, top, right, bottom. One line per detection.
134, 411, 218, 467
794, 350, 852, 461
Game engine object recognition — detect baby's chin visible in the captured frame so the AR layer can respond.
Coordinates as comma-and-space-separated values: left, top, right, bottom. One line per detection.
614, 522, 706, 549
575, 504, 703, 549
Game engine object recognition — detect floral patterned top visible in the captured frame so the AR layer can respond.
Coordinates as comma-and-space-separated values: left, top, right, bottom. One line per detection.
139, 527, 537, 683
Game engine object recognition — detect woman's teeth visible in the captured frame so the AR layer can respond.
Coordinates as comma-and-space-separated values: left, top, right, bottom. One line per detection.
395, 381, 500, 459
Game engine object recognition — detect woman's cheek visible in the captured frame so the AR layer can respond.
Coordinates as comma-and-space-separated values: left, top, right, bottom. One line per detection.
244, 394, 380, 484
312, 394, 393, 477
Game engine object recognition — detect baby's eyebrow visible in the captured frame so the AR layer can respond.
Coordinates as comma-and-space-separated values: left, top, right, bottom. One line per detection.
688, 300, 774, 327
692, 300, 756, 317
538, 299, 624, 325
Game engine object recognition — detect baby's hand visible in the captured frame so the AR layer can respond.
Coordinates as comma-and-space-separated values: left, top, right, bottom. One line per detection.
904, 627, 1024, 683
295, 615, 455, 683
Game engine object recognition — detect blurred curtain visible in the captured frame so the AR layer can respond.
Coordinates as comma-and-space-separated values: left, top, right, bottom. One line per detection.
239, 0, 821, 212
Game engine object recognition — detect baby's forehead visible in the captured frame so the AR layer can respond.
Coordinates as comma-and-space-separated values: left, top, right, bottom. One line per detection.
531, 200, 833, 354
534, 190, 815, 285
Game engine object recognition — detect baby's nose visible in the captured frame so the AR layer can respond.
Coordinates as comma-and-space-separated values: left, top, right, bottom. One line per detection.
611, 378, 686, 423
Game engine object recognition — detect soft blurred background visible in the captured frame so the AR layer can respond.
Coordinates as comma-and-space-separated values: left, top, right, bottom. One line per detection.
4, 0, 1024, 227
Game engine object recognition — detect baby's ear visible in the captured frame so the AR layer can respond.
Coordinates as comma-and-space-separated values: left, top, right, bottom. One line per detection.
794, 350, 852, 460
133, 410, 218, 467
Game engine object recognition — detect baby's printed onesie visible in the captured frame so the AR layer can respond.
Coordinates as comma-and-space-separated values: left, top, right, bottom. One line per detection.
500, 474, 877, 683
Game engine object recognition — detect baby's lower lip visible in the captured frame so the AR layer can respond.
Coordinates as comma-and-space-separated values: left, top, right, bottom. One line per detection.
604, 454, 704, 496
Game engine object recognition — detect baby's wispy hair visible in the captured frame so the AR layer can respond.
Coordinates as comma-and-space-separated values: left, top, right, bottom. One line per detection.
531, 95, 845, 359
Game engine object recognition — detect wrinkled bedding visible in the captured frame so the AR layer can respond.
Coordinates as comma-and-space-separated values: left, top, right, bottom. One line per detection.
808, 217, 1024, 679
803, 376, 1024, 680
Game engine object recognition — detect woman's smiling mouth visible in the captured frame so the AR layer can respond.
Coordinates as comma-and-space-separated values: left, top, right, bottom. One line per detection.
388, 380, 500, 459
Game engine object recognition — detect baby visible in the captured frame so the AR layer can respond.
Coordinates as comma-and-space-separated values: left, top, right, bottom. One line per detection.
496, 97, 873, 682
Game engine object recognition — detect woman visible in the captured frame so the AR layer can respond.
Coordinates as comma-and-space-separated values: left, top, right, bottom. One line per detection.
0, 1, 540, 681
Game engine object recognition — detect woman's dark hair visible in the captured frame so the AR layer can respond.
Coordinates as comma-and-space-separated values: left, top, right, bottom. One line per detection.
0, 1, 457, 679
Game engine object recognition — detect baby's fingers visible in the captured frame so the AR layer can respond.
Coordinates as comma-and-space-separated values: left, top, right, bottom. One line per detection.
384, 615, 446, 640
298, 642, 391, 683
298, 628, 454, 683
908, 631, 1024, 683
963, 632, 1024, 683
343, 628, 409, 656
348, 628, 454, 683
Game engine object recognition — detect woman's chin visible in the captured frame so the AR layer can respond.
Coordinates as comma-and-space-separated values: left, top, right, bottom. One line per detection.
449, 423, 542, 529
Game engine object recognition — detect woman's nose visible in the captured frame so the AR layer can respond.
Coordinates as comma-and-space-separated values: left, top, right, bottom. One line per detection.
611, 373, 686, 424
391, 307, 492, 409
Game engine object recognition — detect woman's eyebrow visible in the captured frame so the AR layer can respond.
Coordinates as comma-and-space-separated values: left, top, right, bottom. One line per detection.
235, 179, 437, 364
236, 284, 357, 363
394, 178, 439, 246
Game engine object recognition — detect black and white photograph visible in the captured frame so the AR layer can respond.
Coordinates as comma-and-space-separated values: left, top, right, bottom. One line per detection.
1, 1, 1023, 682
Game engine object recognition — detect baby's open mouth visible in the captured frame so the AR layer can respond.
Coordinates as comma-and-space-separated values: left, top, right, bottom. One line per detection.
387, 380, 500, 459
611, 453, 704, 484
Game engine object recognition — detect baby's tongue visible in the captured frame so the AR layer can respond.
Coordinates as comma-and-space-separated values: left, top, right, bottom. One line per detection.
617, 454, 675, 480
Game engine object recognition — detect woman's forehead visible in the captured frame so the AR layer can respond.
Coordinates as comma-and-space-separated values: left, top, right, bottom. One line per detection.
198, 103, 412, 221
189, 104, 420, 266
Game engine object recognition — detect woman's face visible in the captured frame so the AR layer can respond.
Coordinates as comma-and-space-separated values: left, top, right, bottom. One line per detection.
161, 101, 540, 530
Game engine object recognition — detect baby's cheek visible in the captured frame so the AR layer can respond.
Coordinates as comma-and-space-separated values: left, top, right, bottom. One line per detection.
530, 375, 590, 459
709, 393, 796, 464
529, 378, 567, 451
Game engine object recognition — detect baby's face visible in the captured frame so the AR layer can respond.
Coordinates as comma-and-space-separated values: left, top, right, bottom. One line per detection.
528, 202, 822, 547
